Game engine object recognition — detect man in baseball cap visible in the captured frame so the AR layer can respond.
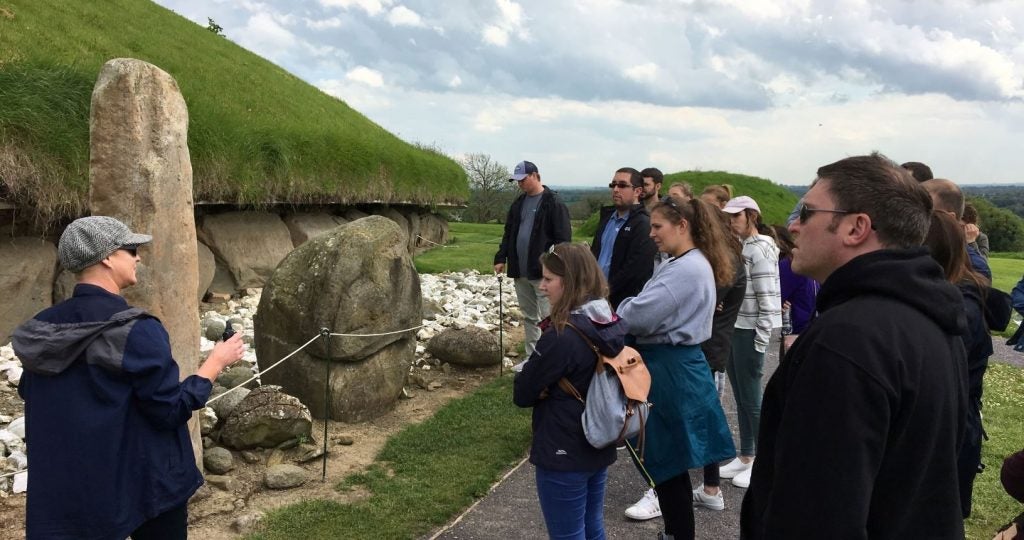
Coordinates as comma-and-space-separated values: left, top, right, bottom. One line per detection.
13, 216, 245, 540
494, 161, 571, 360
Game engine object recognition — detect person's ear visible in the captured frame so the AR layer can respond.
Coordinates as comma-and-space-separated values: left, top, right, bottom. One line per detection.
842, 214, 874, 246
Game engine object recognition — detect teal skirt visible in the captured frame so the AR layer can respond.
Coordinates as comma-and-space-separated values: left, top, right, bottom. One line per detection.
632, 343, 735, 485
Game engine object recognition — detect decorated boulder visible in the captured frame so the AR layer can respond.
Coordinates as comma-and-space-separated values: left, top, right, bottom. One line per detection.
255, 216, 420, 422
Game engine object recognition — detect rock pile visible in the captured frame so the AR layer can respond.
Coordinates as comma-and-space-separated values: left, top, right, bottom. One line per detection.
0, 270, 523, 500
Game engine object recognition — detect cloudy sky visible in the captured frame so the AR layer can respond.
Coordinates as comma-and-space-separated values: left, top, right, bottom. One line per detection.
155, 0, 1024, 186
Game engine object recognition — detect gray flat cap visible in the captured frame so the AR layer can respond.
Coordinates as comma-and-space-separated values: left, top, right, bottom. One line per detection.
58, 216, 153, 273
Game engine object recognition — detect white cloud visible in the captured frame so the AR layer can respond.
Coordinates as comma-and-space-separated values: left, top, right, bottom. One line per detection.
496, 0, 524, 27
319, 0, 392, 16
623, 62, 659, 83
482, 25, 509, 47
318, 79, 392, 109
237, 12, 298, 56
387, 5, 423, 27
305, 17, 344, 30
345, 66, 384, 87
449, 75, 463, 88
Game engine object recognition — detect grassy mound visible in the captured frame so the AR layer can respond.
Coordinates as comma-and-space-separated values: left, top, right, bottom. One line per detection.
663, 170, 799, 225
0, 0, 468, 223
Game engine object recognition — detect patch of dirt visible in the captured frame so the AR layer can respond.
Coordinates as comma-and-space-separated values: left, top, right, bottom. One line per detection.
0, 325, 524, 540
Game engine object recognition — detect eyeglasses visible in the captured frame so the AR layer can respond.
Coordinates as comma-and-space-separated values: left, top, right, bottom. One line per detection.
798, 205, 853, 224
608, 182, 635, 189
119, 246, 138, 257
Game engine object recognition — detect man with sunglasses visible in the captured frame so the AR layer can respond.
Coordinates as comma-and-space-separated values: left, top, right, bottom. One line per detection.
741, 153, 968, 539
589, 167, 657, 309
13, 216, 246, 540
494, 161, 572, 358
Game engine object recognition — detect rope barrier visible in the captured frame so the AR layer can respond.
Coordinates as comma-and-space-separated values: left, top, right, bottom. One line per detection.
206, 333, 321, 405
5, 322, 435, 483
416, 235, 454, 248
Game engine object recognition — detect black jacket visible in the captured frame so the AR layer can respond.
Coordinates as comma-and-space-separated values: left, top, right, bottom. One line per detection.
513, 302, 626, 471
494, 186, 572, 280
741, 249, 969, 539
589, 205, 657, 309
701, 251, 747, 372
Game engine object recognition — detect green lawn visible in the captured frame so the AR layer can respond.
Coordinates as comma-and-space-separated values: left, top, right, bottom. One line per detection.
967, 363, 1024, 539
249, 375, 531, 540
414, 222, 506, 274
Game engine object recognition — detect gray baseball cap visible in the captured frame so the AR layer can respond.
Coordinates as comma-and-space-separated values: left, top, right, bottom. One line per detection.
58, 216, 153, 273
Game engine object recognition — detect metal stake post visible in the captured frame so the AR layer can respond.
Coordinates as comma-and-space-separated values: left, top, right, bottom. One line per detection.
320, 327, 331, 481
498, 273, 504, 377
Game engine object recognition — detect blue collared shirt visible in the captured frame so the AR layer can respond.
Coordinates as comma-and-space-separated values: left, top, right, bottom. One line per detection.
598, 210, 629, 277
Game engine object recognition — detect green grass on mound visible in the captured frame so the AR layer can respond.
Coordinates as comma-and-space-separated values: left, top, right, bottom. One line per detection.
663, 170, 799, 226
0, 0, 468, 222
249, 375, 532, 540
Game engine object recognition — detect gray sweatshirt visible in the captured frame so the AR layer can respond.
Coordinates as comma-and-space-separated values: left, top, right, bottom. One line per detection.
617, 249, 716, 346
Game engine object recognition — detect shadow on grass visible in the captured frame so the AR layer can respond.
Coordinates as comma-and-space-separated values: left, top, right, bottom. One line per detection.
249, 375, 531, 540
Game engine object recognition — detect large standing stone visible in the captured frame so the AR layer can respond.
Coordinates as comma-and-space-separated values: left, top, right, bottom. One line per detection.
0, 238, 56, 344
219, 385, 312, 450
403, 209, 422, 254
373, 207, 410, 245
427, 326, 501, 367
198, 212, 294, 289
282, 212, 347, 248
255, 216, 420, 422
89, 58, 202, 466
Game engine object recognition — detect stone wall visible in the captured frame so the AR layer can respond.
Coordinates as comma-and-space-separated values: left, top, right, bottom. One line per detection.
0, 205, 448, 342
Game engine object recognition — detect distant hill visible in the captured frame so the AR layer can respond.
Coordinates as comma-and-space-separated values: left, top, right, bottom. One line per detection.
0, 0, 468, 224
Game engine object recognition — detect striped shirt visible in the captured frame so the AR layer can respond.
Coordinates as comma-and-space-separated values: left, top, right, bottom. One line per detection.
734, 234, 782, 353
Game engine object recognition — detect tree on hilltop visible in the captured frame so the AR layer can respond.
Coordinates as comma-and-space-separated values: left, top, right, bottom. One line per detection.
462, 153, 517, 223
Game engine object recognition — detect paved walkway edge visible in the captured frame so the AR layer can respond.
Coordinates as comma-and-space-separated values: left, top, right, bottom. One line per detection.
427, 456, 531, 540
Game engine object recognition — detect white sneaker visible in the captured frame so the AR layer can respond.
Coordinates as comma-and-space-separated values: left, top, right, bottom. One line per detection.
718, 457, 752, 479
624, 488, 661, 520
692, 484, 725, 511
732, 466, 752, 488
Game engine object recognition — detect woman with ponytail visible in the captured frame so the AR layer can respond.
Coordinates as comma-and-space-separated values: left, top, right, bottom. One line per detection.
617, 196, 737, 540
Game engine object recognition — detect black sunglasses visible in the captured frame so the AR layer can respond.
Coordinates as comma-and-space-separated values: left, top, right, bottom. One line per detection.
608, 181, 636, 189
119, 246, 139, 257
798, 205, 853, 224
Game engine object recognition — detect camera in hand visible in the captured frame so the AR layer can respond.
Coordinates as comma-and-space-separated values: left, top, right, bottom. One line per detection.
222, 321, 235, 341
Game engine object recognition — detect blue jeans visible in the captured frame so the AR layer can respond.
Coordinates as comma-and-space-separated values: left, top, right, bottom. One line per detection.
535, 466, 608, 540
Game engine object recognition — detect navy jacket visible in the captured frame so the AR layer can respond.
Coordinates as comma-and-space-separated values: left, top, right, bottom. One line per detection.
13, 284, 211, 540
494, 186, 572, 280
513, 300, 625, 471
589, 205, 657, 309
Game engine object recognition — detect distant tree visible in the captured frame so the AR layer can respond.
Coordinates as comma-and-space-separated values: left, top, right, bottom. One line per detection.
207, 17, 224, 36
569, 193, 606, 220
462, 153, 517, 223
969, 197, 1024, 252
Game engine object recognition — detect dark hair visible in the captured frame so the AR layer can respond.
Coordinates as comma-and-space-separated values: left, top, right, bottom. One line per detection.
701, 185, 732, 207
816, 152, 932, 248
901, 161, 934, 182
616, 167, 644, 188
771, 225, 795, 259
921, 178, 965, 219
962, 202, 979, 225
538, 243, 609, 331
652, 196, 736, 287
640, 167, 664, 185
924, 211, 989, 292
